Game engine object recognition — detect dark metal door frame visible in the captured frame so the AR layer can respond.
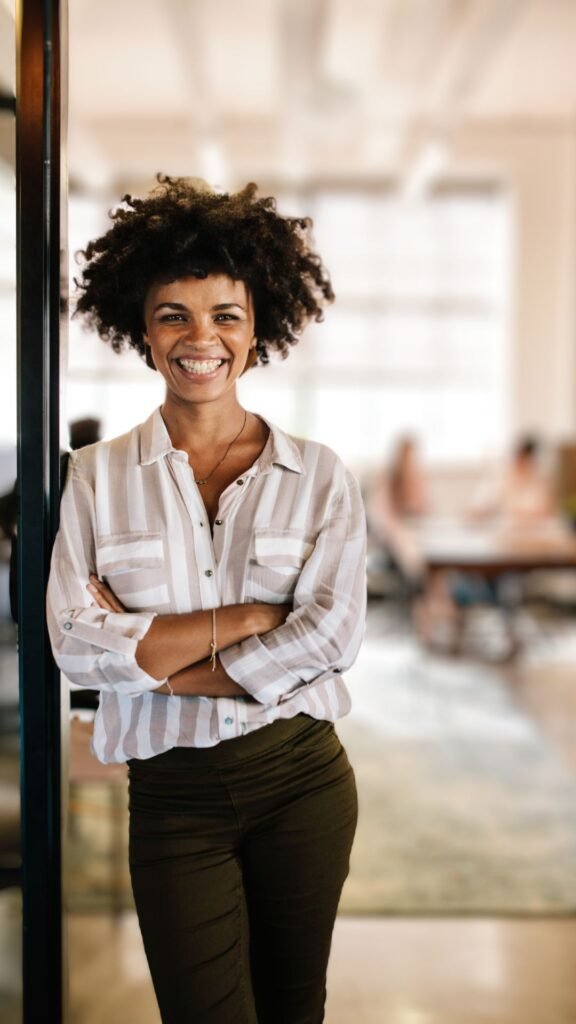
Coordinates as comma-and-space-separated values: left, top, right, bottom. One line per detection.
16, 1, 67, 1020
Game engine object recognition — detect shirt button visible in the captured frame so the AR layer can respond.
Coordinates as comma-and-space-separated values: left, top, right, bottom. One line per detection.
199, 521, 205, 527
63, 622, 73, 631
214, 519, 223, 526
334, 667, 342, 673
204, 569, 214, 578
236, 478, 244, 486
224, 716, 233, 726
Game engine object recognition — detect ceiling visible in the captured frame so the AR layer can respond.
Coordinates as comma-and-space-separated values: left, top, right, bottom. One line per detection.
4, 0, 576, 191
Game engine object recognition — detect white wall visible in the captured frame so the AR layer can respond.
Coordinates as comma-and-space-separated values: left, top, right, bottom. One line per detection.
453, 121, 576, 442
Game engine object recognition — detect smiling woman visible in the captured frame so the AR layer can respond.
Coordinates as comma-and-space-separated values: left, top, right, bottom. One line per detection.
47, 176, 367, 1024
143, 275, 255, 398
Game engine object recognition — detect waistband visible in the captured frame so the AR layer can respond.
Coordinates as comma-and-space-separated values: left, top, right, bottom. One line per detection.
128, 714, 331, 771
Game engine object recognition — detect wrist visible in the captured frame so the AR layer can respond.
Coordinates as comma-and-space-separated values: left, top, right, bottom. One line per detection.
243, 604, 264, 636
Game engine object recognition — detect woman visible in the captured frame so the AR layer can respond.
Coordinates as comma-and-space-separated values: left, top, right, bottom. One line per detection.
47, 177, 366, 1024
387, 435, 428, 521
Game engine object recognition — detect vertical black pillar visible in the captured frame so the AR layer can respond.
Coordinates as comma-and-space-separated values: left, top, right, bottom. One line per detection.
15, 1, 67, 1021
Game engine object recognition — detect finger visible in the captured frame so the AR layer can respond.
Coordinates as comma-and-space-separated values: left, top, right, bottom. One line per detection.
87, 585, 117, 613
87, 576, 126, 614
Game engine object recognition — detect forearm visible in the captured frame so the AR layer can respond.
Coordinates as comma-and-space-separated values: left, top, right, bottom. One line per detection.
220, 586, 366, 705
135, 602, 285, 681
155, 657, 249, 697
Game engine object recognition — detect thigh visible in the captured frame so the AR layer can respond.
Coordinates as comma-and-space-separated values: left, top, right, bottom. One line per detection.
241, 722, 358, 1024
128, 760, 258, 1024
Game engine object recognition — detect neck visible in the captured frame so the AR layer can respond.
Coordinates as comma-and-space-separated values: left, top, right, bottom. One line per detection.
160, 393, 246, 453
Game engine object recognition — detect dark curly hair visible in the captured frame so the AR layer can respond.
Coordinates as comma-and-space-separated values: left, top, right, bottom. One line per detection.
75, 176, 334, 365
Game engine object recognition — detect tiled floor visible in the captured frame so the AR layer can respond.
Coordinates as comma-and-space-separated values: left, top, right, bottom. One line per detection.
67, 912, 576, 1024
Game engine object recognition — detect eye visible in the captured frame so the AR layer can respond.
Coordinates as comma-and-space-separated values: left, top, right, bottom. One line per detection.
158, 313, 186, 323
213, 313, 239, 323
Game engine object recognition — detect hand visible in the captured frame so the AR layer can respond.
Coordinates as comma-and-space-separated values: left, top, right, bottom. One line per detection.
87, 574, 126, 613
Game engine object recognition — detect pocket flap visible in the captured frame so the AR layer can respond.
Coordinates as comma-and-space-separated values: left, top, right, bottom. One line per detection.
253, 530, 314, 568
96, 532, 164, 575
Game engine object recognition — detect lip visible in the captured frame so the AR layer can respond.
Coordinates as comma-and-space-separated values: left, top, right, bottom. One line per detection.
173, 353, 229, 362
172, 357, 229, 384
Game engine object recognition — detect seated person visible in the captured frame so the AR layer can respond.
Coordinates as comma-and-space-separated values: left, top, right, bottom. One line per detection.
469, 435, 555, 525
367, 435, 428, 598
416, 436, 556, 656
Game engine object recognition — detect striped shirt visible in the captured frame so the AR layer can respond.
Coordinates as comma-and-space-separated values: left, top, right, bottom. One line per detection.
46, 407, 367, 763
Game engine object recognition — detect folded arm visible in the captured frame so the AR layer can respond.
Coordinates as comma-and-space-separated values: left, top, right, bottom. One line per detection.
46, 461, 288, 697
219, 470, 367, 705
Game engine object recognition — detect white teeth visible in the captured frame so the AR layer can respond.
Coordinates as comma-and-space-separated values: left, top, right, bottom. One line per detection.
177, 358, 224, 375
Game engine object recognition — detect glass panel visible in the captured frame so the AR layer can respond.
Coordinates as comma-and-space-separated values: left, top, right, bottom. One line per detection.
0, 100, 21, 1024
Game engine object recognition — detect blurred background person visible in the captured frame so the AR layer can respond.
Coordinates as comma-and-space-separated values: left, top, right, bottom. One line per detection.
388, 435, 428, 520
69, 416, 101, 451
366, 434, 428, 605
417, 435, 559, 656
469, 434, 556, 525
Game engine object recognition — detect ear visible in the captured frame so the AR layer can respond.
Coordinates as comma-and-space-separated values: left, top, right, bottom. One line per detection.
143, 340, 157, 372
241, 344, 258, 376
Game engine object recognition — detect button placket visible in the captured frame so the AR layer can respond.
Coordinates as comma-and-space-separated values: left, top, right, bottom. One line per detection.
172, 459, 220, 609
209, 471, 253, 586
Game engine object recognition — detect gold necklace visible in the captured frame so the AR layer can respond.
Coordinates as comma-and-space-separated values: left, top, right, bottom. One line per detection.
195, 410, 248, 486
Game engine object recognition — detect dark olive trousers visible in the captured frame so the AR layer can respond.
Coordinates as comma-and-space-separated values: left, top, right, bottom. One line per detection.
127, 715, 358, 1024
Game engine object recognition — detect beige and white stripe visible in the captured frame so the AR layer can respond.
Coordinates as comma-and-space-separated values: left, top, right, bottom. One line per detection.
46, 407, 367, 763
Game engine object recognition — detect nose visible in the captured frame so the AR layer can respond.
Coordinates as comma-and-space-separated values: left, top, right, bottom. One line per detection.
182, 315, 219, 347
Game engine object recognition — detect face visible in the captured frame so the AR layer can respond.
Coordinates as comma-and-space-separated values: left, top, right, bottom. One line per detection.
143, 274, 256, 409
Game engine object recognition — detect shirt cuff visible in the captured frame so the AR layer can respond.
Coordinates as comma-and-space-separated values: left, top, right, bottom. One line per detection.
56, 608, 166, 697
58, 607, 157, 657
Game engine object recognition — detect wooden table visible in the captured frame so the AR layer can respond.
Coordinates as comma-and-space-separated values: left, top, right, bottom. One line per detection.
413, 517, 576, 658
417, 517, 576, 577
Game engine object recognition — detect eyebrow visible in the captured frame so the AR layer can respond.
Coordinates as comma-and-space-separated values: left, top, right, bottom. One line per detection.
152, 301, 247, 314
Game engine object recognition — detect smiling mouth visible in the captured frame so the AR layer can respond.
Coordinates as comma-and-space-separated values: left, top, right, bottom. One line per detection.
175, 358, 227, 376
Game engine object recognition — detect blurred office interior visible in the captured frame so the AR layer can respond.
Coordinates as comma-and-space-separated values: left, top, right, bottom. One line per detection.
4, 1, 576, 1022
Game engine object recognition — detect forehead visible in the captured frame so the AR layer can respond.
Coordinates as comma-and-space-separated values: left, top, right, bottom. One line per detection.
145, 274, 251, 310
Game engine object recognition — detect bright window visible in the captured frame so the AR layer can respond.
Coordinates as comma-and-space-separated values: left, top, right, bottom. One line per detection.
241, 187, 512, 469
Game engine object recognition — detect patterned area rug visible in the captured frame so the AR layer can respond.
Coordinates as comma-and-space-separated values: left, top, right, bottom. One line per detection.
337, 635, 576, 915
66, 618, 576, 916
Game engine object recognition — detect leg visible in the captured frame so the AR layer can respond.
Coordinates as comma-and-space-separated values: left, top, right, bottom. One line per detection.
239, 722, 358, 1024
128, 757, 257, 1024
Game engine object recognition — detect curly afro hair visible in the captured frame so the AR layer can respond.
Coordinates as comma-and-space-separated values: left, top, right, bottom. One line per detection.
75, 176, 334, 365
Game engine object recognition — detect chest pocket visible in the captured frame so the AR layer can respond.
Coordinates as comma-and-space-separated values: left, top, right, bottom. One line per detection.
95, 532, 170, 611
245, 529, 315, 603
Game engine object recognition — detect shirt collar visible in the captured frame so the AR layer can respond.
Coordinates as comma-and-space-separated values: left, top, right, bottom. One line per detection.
252, 416, 304, 475
138, 407, 177, 466
139, 406, 304, 475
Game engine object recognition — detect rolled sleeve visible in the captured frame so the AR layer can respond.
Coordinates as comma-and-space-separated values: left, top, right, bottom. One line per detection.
46, 457, 166, 697
220, 471, 367, 704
